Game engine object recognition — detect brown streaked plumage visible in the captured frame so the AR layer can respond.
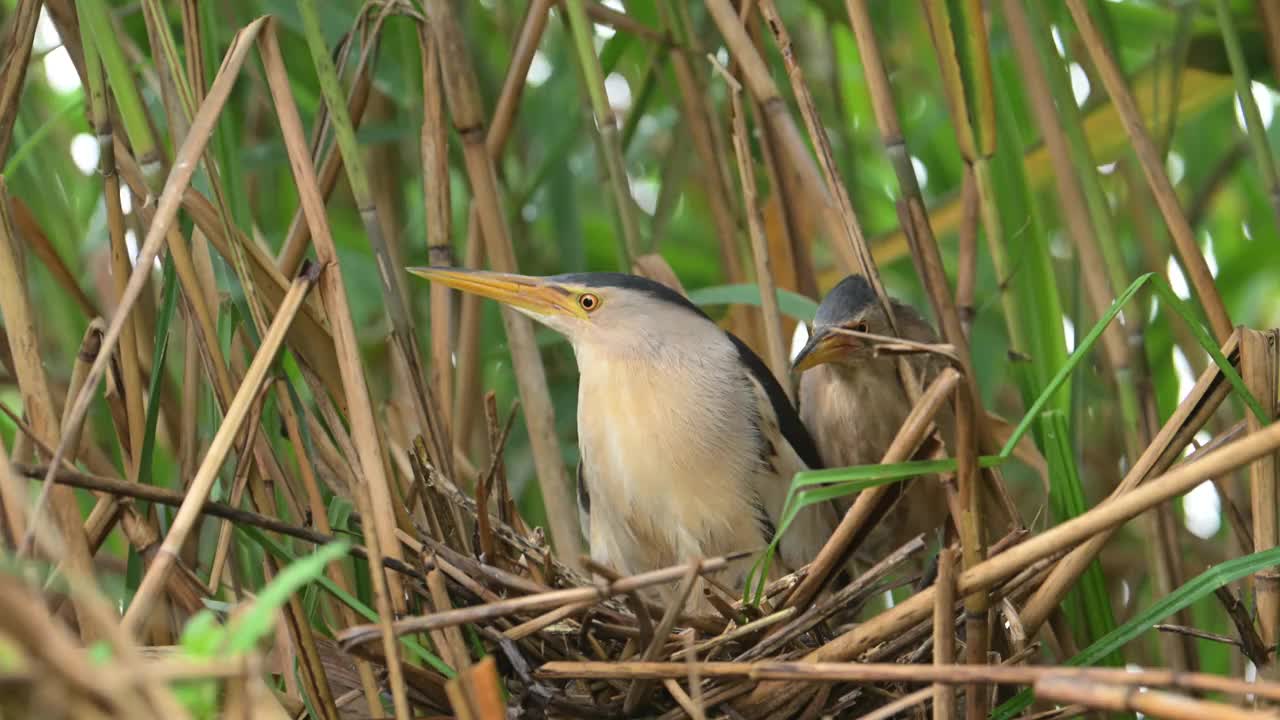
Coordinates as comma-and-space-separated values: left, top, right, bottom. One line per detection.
793, 275, 954, 565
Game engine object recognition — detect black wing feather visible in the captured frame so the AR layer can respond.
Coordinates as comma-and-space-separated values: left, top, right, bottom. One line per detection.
726, 333, 825, 470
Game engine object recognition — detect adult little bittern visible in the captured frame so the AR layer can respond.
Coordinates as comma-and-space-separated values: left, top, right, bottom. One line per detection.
409, 268, 842, 600
792, 275, 953, 563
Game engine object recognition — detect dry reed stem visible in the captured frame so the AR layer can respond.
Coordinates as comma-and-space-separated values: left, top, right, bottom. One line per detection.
420, 24, 454, 438
703, 0, 846, 268
453, 0, 554, 465
338, 553, 746, 647
1243, 329, 1280, 650
861, 686, 935, 720
755, 0, 893, 315
714, 58, 789, 390
21, 16, 270, 565
786, 367, 961, 611
276, 17, 379, 277
444, 655, 505, 720
0, 0, 41, 162
0, 178, 103, 640
428, 567, 471, 673
540, 660, 1280, 700
425, 0, 581, 564
7, 197, 102, 320
1033, 676, 1276, 720
657, 2, 745, 291
263, 12, 409, 564
934, 547, 958, 720
258, 20, 413, 717
124, 263, 318, 628
1065, 0, 1232, 343
837, 14, 1013, 692
743, 411, 1280, 708
1020, 331, 1241, 632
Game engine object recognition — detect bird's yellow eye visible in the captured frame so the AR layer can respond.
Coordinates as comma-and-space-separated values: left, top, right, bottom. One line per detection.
578, 293, 601, 312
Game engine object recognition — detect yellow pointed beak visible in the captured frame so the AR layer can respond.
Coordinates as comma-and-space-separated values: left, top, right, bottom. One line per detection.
791, 327, 856, 372
406, 267, 588, 320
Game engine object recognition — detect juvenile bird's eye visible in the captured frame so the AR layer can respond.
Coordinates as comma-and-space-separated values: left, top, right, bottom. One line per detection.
851, 321, 867, 333
579, 293, 600, 312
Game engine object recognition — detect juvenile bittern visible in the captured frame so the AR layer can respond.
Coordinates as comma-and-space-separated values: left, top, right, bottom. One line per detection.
409, 268, 842, 600
792, 275, 953, 562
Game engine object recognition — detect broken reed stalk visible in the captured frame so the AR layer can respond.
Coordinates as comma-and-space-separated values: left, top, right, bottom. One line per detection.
1242, 330, 1280, 652
257, 21, 412, 719
83, 38, 147, 481
745, 413, 1280, 707
837, 18, 1014, 694
336, 552, 746, 647
124, 264, 319, 630
424, 0, 582, 565
1064, 0, 1232, 343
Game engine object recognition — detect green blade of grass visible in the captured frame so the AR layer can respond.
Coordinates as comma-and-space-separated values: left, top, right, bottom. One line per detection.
993, 544, 1280, 720
238, 525, 454, 677
137, 253, 179, 488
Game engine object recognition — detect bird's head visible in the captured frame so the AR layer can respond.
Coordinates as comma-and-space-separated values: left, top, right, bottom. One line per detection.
407, 267, 709, 352
792, 274, 888, 372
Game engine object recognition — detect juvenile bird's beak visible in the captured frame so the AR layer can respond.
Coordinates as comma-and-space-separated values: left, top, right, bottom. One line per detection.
407, 267, 589, 320
791, 327, 856, 372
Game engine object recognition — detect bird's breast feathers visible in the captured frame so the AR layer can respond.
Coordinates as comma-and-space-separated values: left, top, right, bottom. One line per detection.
574, 343, 775, 573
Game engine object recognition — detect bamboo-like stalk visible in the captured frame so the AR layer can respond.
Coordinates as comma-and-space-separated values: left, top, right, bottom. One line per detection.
257, 21, 412, 719
0, 178, 103, 640
1034, 676, 1272, 720
657, 2, 745, 290
0, 0, 44, 162
1215, 0, 1280, 225
83, 30, 147, 482
420, 25, 454, 439
1064, 0, 1232, 343
297, 0, 451, 482
424, 0, 582, 565
275, 18, 379, 278
124, 264, 318, 629
1019, 332, 1241, 634
1242, 329, 1280, 656
933, 548, 957, 720
562, 0, 639, 268
715, 62, 789, 389
276, 376, 383, 710
452, 0, 554, 467
1002, 0, 1191, 668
